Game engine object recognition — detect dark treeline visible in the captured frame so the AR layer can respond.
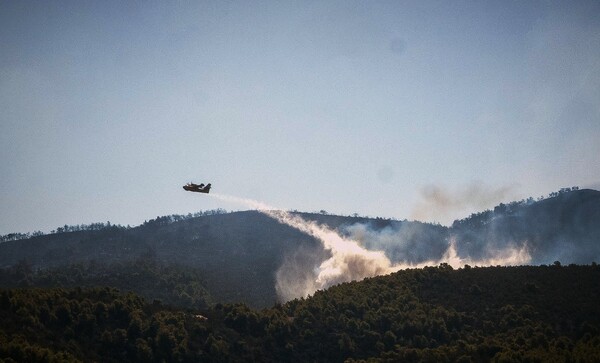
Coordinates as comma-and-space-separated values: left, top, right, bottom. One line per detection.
1, 188, 599, 309
0, 256, 212, 310
450, 187, 600, 264
1, 264, 599, 362
452, 186, 581, 230
0, 209, 230, 243
0, 210, 324, 308
3, 188, 583, 243
2, 188, 581, 242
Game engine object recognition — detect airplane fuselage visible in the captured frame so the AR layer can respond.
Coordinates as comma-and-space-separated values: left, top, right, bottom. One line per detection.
183, 184, 211, 193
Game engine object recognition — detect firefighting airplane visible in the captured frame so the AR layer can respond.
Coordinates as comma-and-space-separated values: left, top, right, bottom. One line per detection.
183, 182, 211, 194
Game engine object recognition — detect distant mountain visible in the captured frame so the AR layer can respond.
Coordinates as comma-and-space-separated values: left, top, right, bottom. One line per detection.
0, 211, 321, 307
0, 188, 599, 308
452, 188, 600, 264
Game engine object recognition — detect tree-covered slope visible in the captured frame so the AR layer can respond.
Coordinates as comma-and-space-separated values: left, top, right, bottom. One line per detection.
1, 264, 599, 362
452, 188, 600, 264
0, 212, 435, 307
0, 256, 212, 310
1, 188, 598, 308
0, 211, 326, 307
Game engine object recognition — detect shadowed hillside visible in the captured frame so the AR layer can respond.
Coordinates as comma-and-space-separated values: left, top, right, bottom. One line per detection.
1, 188, 599, 308
452, 188, 600, 264
0, 211, 326, 307
1, 264, 599, 362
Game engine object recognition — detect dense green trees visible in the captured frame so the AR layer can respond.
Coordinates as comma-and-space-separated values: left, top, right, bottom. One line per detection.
0, 256, 212, 310
1, 264, 599, 362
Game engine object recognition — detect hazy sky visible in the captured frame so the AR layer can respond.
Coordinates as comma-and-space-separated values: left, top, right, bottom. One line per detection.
1, 1, 599, 234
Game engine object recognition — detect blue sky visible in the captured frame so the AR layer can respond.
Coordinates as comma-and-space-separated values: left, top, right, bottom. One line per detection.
1, 0, 599, 234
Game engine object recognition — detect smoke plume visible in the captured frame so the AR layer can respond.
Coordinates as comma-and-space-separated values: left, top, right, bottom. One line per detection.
411, 183, 517, 225
343, 222, 530, 270
212, 194, 395, 300
212, 193, 532, 302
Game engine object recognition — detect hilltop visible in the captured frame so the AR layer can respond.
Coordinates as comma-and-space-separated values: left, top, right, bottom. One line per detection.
452, 188, 600, 264
0, 188, 599, 308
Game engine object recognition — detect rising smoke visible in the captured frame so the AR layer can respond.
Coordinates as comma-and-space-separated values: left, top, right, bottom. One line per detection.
212, 194, 395, 300
212, 193, 531, 302
411, 183, 517, 225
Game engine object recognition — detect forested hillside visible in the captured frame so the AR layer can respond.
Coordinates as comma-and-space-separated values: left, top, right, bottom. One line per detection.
452, 188, 600, 264
0, 256, 212, 310
0, 212, 439, 307
0, 211, 324, 307
1, 264, 599, 362
1, 188, 599, 308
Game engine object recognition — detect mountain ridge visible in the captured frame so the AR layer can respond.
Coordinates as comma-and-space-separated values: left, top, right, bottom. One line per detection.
1, 188, 599, 307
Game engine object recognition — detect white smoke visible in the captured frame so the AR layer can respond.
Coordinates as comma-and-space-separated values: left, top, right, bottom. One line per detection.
343, 222, 531, 269
411, 183, 517, 225
388, 239, 531, 270
211, 193, 531, 302
212, 194, 394, 299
